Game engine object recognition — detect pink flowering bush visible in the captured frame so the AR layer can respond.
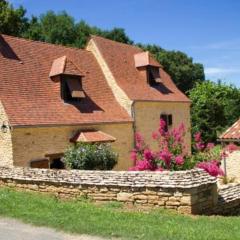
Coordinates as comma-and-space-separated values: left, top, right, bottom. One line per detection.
196, 161, 224, 177
192, 132, 239, 176
130, 119, 189, 171
129, 119, 239, 177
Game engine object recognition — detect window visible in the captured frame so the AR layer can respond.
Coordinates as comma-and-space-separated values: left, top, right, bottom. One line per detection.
61, 75, 85, 103
160, 114, 173, 131
50, 158, 65, 169
45, 153, 65, 169
147, 66, 162, 85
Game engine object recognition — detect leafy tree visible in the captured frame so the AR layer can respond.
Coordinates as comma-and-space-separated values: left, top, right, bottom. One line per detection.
138, 43, 205, 93
0, 0, 28, 36
24, 11, 76, 46
189, 81, 240, 142
99, 28, 133, 45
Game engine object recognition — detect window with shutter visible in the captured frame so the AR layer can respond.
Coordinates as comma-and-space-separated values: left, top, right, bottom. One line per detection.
148, 66, 162, 86
61, 75, 85, 103
160, 114, 173, 131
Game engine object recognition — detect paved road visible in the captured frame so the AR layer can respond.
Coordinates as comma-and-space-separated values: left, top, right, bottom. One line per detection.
0, 218, 106, 240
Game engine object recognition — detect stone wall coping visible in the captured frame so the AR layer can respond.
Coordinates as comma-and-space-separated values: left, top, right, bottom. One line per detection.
218, 184, 240, 203
0, 167, 216, 189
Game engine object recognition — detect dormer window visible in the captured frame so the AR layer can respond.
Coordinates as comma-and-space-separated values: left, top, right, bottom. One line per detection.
134, 51, 162, 85
49, 56, 85, 104
147, 66, 162, 86
61, 75, 85, 103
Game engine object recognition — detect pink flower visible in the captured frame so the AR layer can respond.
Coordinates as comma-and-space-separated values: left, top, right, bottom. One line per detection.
196, 142, 205, 151
159, 148, 172, 168
194, 132, 202, 142
130, 150, 137, 162
135, 132, 143, 142
197, 160, 224, 177
134, 160, 153, 171
207, 143, 215, 150
159, 119, 167, 135
152, 131, 159, 140
143, 149, 153, 161
171, 128, 182, 143
226, 143, 239, 153
175, 155, 184, 165
135, 132, 144, 150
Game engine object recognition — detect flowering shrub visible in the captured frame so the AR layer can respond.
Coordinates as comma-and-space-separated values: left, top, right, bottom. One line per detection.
130, 119, 189, 171
129, 120, 239, 177
192, 132, 239, 176
63, 143, 118, 170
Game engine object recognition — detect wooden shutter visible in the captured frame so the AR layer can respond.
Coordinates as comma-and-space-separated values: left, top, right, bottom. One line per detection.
66, 78, 85, 98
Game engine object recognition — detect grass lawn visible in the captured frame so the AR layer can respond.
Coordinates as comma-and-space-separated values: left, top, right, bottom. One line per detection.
0, 188, 239, 240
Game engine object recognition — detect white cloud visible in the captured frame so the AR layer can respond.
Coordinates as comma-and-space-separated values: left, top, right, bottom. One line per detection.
205, 67, 240, 75
190, 39, 240, 51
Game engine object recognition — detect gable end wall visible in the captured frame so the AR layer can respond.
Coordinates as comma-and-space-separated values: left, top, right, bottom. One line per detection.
86, 39, 133, 116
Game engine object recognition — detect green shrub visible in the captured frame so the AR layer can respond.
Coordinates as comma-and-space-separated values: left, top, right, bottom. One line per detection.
63, 143, 118, 170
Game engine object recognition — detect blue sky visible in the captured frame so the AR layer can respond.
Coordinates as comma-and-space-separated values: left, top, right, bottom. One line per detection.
9, 0, 240, 87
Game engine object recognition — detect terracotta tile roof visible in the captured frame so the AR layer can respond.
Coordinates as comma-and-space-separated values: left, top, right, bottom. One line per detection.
0, 34, 132, 126
91, 35, 190, 102
219, 119, 240, 141
70, 130, 116, 143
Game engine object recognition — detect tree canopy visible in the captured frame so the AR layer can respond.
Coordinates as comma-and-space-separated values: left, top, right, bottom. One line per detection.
0, 0, 28, 36
23, 11, 133, 48
189, 81, 240, 142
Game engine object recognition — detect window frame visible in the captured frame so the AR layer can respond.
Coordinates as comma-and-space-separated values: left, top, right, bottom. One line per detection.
147, 66, 161, 86
60, 75, 84, 103
160, 113, 173, 131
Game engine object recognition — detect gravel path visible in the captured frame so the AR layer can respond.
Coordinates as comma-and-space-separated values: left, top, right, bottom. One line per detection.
0, 217, 107, 240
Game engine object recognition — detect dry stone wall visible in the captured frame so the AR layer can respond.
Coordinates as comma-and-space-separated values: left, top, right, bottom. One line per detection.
0, 167, 218, 214
213, 184, 240, 215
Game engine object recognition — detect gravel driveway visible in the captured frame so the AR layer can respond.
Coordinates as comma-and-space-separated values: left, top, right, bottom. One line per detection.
0, 217, 107, 240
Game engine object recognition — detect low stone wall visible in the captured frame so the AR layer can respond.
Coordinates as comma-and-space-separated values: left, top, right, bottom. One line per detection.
0, 167, 218, 214
213, 184, 240, 216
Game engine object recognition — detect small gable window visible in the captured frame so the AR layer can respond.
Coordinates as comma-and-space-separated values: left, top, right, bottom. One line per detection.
148, 66, 162, 86
160, 114, 173, 131
61, 75, 85, 103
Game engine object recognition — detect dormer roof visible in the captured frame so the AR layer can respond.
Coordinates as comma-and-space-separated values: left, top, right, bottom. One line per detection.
134, 51, 161, 68
49, 56, 84, 78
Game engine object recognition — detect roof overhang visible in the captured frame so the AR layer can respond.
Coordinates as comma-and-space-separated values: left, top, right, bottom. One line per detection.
70, 130, 116, 143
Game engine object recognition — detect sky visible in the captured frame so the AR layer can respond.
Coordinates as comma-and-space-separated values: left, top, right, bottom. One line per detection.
9, 0, 240, 87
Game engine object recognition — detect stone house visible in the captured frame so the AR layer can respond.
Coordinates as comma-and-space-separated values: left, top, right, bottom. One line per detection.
219, 119, 240, 179
0, 34, 191, 170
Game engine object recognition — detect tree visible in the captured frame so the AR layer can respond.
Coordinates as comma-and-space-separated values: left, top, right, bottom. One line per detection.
138, 43, 205, 93
189, 81, 240, 142
99, 28, 133, 45
0, 0, 28, 36
24, 11, 76, 46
